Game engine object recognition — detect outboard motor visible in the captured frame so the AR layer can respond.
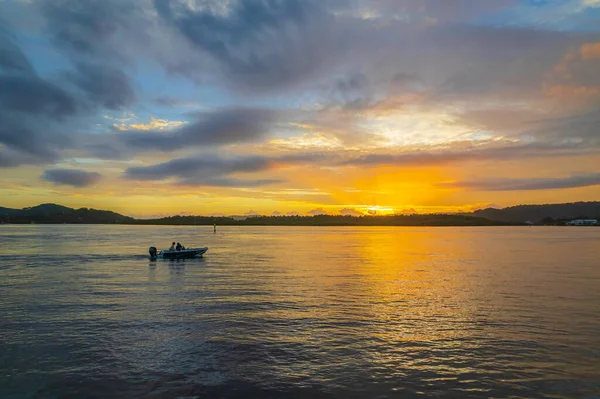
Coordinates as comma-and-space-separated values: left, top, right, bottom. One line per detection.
149, 246, 158, 258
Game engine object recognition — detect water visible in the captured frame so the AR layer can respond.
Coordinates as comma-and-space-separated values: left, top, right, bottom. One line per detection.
1, 225, 599, 399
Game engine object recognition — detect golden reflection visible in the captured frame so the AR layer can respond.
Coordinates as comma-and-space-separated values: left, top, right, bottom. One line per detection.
352, 228, 476, 344
251, 228, 477, 347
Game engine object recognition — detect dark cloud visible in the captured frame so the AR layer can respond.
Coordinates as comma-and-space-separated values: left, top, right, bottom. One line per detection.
340, 143, 594, 167
0, 58, 74, 164
153, 0, 343, 92
0, 25, 35, 74
41, 0, 139, 56
178, 177, 283, 188
325, 72, 374, 109
41, 168, 102, 187
66, 62, 135, 109
121, 108, 277, 150
0, 148, 50, 168
523, 110, 600, 147
123, 154, 279, 187
0, 21, 137, 167
0, 112, 66, 160
440, 173, 600, 191
0, 75, 77, 118
0, 18, 139, 168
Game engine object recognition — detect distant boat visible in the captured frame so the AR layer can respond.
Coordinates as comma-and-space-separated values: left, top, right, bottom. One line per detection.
149, 246, 208, 260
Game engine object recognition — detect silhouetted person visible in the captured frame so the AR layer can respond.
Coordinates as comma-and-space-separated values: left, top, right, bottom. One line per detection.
169, 242, 176, 251
176, 242, 182, 251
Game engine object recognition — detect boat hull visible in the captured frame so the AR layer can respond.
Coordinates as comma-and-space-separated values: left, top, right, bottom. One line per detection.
151, 247, 208, 260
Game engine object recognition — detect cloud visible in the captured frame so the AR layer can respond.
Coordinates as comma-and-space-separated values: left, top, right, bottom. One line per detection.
323, 72, 375, 109
440, 173, 600, 191
124, 155, 271, 180
121, 108, 277, 150
178, 177, 282, 188
522, 110, 600, 147
0, 75, 78, 119
121, 139, 594, 188
0, 25, 34, 74
123, 154, 282, 187
580, 42, 600, 59
339, 207, 364, 216
338, 144, 580, 167
41, 169, 102, 187
365, 0, 517, 22
0, 15, 136, 167
0, 148, 51, 168
65, 62, 135, 110
0, 110, 67, 161
41, 0, 142, 57
114, 117, 186, 131
545, 41, 600, 108
153, 0, 340, 92
307, 208, 330, 216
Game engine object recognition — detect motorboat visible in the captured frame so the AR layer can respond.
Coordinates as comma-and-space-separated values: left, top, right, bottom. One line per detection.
149, 246, 208, 260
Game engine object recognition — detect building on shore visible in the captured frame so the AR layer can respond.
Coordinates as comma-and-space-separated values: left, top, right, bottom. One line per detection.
566, 219, 598, 226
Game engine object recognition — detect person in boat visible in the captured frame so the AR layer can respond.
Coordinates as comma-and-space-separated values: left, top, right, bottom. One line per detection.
169, 242, 176, 251
176, 242, 182, 251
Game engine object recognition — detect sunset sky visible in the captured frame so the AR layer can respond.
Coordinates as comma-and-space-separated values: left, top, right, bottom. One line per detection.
1, 0, 600, 217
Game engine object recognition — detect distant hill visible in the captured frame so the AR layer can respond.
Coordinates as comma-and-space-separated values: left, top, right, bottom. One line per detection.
0, 203, 134, 224
471, 202, 600, 223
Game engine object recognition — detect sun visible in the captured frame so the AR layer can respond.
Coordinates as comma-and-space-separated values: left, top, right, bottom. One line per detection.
364, 206, 396, 215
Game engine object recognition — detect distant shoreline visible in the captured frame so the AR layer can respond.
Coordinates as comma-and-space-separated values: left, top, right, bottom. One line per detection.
2, 202, 599, 226
2, 215, 518, 227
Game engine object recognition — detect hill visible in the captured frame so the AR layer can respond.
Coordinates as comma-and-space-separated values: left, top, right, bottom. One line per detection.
0, 204, 134, 224
471, 202, 600, 223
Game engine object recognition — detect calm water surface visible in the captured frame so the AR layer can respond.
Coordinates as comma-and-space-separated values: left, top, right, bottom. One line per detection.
1, 225, 599, 398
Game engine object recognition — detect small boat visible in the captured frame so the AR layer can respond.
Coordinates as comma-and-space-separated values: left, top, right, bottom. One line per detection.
149, 246, 208, 260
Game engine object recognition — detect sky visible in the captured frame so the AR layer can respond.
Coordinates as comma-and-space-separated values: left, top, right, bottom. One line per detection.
1, 0, 600, 217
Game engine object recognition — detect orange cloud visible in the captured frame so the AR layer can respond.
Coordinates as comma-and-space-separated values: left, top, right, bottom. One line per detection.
580, 42, 600, 60
546, 42, 600, 104
543, 83, 600, 101
114, 117, 187, 131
